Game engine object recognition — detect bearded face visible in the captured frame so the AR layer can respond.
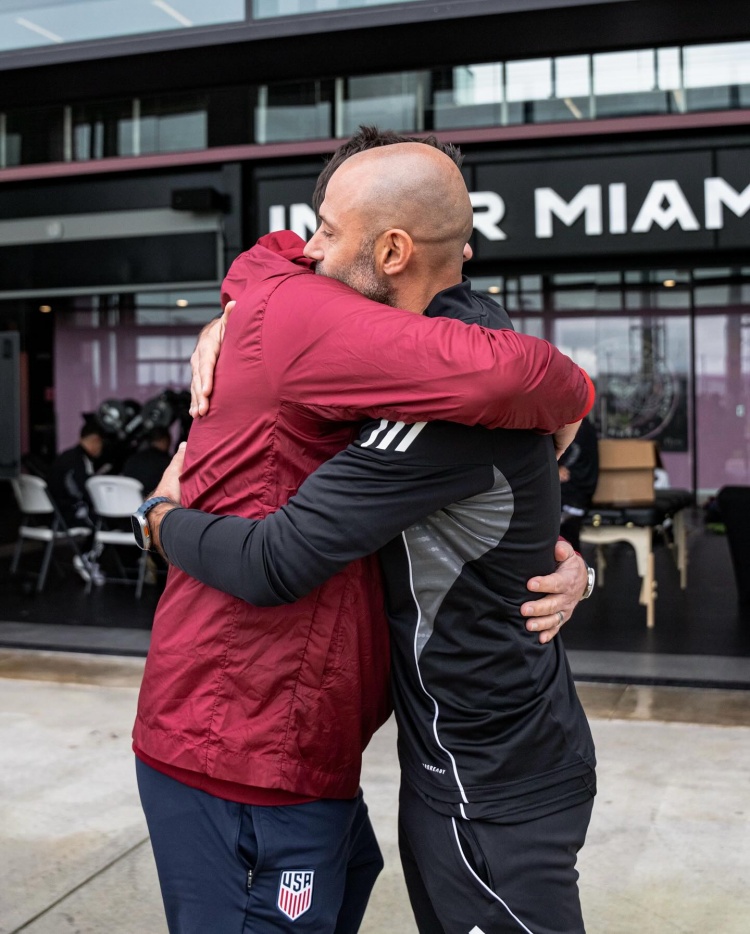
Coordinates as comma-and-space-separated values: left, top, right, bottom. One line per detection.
314, 236, 397, 308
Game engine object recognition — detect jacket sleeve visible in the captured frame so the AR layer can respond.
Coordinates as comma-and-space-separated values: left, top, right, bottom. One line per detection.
160, 439, 494, 606
257, 278, 594, 434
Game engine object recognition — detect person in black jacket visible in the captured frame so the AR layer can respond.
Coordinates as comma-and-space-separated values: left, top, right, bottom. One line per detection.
48, 422, 106, 585
48, 423, 104, 526
122, 427, 172, 496
558, 417, 600, 551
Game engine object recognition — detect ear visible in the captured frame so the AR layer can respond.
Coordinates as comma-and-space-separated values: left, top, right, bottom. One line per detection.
376, 228, 414, 277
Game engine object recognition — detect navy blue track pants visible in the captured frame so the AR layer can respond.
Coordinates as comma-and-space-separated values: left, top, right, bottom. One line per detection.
136, 758, 383, 933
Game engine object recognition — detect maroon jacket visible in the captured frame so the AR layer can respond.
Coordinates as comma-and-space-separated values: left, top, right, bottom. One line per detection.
133, 232, 594, 800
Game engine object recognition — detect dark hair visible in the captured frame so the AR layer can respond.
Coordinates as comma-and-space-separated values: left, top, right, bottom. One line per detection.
80, 421, 103, 440
146, 426, 172, 445
311, 125, 464, 214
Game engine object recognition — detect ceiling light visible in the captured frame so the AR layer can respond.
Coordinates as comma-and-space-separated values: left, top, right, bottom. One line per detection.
152, 1, 193, 27
39, 305, 52, 313
663, 279, 676, 288
176, 299, 189, 307
488, 286, 501, 294
15, 17, 63, 43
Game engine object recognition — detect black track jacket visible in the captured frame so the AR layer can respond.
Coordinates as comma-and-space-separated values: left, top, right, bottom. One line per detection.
161, 279, 596, 823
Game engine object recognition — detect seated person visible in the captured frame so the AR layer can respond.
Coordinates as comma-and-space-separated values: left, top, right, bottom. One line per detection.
123, 427, 172, 495
48, 422, 104, 527
47, 421, 105, 584
559, 416, 599, 551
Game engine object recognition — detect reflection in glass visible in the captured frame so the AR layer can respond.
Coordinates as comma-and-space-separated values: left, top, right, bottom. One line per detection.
0, 1, 246, 53
556, 315, 691, 480
4, 105, 64, 165
72, 99, 133, 161
683, 42, 750, 110
138, 95, 208, 154
254, 0, 424, 17
431, 64, 503, 130
339, 72, 425, 137
255, 81, 334, 143
695, 311, 750, 490
593, 49, 672, 117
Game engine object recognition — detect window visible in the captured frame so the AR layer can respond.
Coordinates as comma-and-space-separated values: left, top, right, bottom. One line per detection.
0, 1, 245, 53
255, 81, 334, 143
71, 100, 134, 161
3, 105, 64, 165
431, 64, 503, 130
138, 95, 209, 155
339, 72, 426, 137
254, 0, 425, 17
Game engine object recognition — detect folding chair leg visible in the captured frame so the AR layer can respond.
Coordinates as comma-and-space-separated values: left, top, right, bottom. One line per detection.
10, 536, 24, 575
37, 538, 56, 593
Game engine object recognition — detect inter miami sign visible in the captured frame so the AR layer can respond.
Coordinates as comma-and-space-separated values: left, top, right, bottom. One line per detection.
257, 144, 749, 261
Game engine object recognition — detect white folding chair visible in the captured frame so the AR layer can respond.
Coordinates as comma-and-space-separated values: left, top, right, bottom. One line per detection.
85, 475, 148, 598
10, 475, 91, 593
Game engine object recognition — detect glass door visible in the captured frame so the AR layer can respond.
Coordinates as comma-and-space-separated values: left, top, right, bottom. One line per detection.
694, 310, 750, 494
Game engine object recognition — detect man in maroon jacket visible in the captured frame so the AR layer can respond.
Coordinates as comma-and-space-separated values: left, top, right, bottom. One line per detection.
134, 142, 593, 934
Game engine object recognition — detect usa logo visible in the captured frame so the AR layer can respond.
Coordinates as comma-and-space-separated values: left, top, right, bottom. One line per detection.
277, 870, 314, 921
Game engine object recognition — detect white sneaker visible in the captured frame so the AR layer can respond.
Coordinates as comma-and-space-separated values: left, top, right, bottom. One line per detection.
73, 554, 91, 584
89, 562, 106, 587
73, 554, 105, 586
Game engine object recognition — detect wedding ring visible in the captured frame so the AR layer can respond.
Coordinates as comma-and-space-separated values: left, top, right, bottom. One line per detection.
557, 611, 565, 626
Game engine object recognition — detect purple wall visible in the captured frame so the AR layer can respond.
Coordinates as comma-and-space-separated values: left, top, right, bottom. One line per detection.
55, 316, 198, 451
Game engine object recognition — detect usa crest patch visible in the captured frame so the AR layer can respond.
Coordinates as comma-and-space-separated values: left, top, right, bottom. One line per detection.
277, 870, 314, 921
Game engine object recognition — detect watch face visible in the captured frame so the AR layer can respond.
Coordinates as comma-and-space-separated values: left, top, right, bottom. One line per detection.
584, 566, 596, 598
131, 513, 147, 550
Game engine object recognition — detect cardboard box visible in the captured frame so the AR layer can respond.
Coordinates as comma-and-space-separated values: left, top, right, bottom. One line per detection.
591, 439, 656, 505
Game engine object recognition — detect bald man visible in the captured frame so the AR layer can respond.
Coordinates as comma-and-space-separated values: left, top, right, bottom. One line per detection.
133, 141, 593, 934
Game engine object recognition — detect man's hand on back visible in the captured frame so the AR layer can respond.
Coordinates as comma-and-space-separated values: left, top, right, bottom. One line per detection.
145, 443, 186, 557
521, 539, 588, 644
189, 301, 235, 417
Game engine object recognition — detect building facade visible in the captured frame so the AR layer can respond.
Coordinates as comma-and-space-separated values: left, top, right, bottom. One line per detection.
1, 0, 749, 497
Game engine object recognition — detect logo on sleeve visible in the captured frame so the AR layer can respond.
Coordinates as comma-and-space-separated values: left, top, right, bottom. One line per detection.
277, 870, 314, 921
359, 419, 427, 452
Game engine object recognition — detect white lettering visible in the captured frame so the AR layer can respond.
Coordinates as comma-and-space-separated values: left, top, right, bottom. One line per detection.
268, 204, 286, 232
470, 191, 507, 240
535, 185, 603, 238
422, 762, 447, 774
705, 177, 750, 229
608, 182, 628, 234
631, 180, 699, 232
290, 203, 318, 240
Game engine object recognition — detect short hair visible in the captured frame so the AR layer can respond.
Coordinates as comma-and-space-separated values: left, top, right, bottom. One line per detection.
311, 125, 464, 215
80, 422, 103, 440
146, 427, 172, 446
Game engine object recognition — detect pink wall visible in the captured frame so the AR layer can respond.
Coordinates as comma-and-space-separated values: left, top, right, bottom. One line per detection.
54, 317, 199, 451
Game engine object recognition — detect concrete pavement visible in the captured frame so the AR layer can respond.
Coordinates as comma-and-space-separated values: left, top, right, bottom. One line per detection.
1, 649, 749, 934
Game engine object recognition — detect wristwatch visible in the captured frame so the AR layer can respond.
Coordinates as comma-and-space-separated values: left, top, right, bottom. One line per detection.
131, 496, 174, 550
581, 563, 596, 600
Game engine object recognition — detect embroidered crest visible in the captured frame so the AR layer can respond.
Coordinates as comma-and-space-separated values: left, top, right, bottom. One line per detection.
277, 870, 314, 921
